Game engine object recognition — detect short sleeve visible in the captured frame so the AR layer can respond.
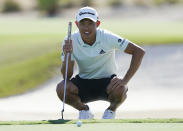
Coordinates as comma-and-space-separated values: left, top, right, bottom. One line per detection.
104, 30, 129, 51
61, 40, 75, 61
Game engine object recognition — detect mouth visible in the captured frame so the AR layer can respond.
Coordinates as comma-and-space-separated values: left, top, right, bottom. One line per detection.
83, 31, 91, 36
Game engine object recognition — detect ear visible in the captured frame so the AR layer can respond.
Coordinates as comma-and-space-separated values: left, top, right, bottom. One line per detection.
96, 20, 100, 27
75, 21, 78, 27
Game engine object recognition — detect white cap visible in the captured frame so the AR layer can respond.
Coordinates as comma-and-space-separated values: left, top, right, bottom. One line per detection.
76, 7, 98, 22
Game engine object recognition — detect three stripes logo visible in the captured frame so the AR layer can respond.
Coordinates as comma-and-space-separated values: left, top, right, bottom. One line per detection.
99, 49, 106, 54
118, 39, 126, 47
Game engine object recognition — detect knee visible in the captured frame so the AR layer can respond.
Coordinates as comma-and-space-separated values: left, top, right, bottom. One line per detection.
56, 81, 64, 99
109, 86, 128, 102
56, 80, 78, 100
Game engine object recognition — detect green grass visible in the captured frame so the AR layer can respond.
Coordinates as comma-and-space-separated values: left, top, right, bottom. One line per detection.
0, 17, 183, 98
1, 119, 183, 125
0, 52, 61, 97
101, 19, 183, 44
0, 18, 67, 97
0, 119, 183, 131
0, 34, 61, 67
1, 123, 183, 131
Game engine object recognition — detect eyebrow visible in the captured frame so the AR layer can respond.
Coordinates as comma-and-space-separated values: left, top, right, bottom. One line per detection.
79, 19, 93, 23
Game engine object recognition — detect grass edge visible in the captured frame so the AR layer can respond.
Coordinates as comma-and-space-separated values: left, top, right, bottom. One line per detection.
0, 118, 183, 125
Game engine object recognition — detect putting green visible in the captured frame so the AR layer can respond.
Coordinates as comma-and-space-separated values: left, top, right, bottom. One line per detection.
0, 123, 183, 131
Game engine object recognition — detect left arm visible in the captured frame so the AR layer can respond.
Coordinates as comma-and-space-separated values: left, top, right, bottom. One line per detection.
107, 42, 145, 93
122, 42, 145, 85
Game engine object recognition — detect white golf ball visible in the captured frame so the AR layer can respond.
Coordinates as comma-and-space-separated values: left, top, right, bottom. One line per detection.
76, 120, 82, 127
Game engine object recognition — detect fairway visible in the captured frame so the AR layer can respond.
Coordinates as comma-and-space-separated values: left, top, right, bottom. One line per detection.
0, 123, 183, 131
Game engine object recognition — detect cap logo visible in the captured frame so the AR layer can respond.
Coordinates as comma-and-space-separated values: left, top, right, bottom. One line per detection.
79, 12, 95, 16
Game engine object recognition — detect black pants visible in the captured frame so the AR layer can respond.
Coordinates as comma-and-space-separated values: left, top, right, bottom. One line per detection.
71, 74, 116, 103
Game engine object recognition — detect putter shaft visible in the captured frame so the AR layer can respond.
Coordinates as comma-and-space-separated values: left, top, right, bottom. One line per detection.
62, 22, 72, 119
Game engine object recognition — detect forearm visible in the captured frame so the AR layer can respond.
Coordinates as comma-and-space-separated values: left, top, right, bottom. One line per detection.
61, 53, 74, 80
123, 49, 145, 84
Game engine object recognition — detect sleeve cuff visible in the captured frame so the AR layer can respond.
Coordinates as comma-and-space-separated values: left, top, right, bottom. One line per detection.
120, 39, 129, 51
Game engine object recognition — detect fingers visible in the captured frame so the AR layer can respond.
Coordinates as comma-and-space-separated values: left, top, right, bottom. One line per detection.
107, 77, 119, 94
65, 39, 72, 45
63, 40, 73, 54
107, 77, 125, 94
111, 77, 119, 87
111, 77, 122, 88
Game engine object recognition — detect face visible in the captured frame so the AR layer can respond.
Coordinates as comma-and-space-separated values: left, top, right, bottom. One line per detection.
78, 18, 97, 44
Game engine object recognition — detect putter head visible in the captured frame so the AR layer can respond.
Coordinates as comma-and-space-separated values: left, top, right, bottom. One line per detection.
61, 109, 64, 119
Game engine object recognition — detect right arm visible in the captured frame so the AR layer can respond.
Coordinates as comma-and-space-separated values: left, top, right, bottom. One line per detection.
61, 40, 75, 80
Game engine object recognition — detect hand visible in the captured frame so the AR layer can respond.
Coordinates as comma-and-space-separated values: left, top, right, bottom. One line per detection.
107, 77, 127, 94
63, 40, 73, 55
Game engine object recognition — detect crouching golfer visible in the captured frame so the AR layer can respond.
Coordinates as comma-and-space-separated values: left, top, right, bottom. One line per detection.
56, 7, 145, 119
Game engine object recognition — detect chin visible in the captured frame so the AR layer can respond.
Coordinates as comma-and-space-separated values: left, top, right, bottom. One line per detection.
83, 35, 91, 39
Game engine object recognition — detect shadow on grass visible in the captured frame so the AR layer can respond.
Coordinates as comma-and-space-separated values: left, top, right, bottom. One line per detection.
0, 119, 73, 125
47, 119, 71, 124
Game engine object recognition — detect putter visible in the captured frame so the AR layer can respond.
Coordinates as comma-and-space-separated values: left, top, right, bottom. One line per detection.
62, 22, 72, 119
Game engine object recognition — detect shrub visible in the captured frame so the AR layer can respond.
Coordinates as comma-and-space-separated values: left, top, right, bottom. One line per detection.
2, 0, 21, 13
59, 0, 75, 8
153, 0, 182, 5
37, 0, 59, 16
166, 0, 181, 4
59, 0, 93, 8
134, 0, 149, 6
81, 0, 93, 7
108, 0, 124, 7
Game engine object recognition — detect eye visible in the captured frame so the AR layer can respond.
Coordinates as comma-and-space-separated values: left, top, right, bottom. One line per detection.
88, 21, 94, 26
79, 22, 84, 26
89, 22, 93, 25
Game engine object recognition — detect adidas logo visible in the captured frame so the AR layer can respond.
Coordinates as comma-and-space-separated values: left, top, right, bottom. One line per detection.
99, 49, 106, 54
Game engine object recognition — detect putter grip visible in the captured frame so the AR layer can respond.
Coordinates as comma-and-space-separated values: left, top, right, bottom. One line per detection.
68, 22, 72, 41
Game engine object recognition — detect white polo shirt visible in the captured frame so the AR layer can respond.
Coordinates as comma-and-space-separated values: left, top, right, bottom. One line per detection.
61, 28, 129, 79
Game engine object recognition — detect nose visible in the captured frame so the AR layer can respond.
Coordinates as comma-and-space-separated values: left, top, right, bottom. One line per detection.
83, 25, 89, 30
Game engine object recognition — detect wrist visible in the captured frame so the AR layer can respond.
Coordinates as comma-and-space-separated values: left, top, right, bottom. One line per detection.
121, 78, 128, 85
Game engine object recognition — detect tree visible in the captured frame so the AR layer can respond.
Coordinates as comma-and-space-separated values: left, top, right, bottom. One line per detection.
2, 0, 21, 13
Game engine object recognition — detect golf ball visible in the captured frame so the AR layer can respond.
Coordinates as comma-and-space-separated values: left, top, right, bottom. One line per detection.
76, 120, 82, 127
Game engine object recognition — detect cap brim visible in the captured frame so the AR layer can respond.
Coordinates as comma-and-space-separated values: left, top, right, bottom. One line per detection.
77, 16, 97, 22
